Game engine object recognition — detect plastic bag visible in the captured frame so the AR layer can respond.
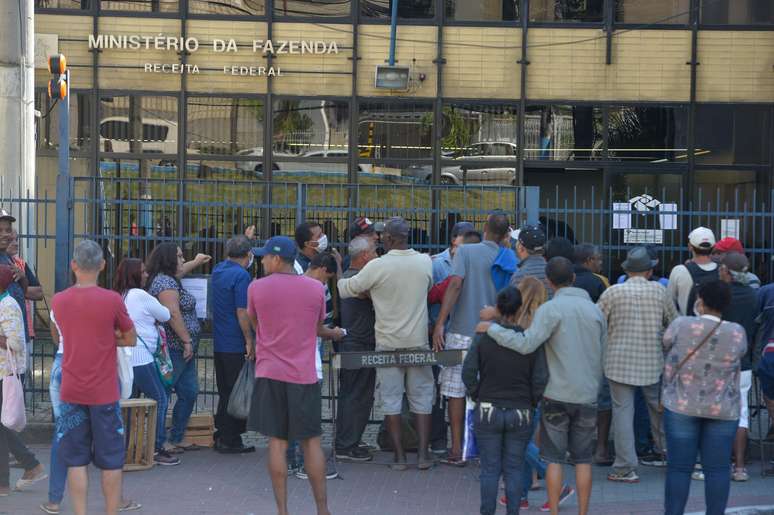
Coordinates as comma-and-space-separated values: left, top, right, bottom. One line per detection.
2, 348, 26, 432
227, 360, 255, 420
117, 347, 134, 400
462, 398, 478, 461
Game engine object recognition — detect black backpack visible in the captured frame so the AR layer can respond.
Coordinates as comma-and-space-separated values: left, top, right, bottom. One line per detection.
685, 261, 719, 316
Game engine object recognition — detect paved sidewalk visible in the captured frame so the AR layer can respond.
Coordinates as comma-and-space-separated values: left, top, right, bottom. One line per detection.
3, 444, 774, 515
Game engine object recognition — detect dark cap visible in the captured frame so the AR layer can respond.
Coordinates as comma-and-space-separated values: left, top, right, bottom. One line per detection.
518, 224, 546, 251
349, 217, 376, 239
622, 246, 658, 273
384, 217, 410, 239
0, 209, 16, 223
451, 221, 475, 239
722, 252, 749, 273
252, 236, 297, 260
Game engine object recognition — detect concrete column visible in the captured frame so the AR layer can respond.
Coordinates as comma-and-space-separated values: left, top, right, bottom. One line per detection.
0, 0, 35, 198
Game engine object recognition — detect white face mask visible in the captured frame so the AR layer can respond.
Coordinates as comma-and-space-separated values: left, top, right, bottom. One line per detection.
693, 300, 702, 316
246, 254, 254, 269
315, 234, 328, 253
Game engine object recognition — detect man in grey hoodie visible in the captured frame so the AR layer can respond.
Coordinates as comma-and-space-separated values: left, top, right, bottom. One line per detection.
477, 257, 606, 515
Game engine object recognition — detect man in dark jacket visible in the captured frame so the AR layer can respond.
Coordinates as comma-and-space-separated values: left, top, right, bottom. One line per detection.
573, 244, 606, 303
719, 252, 759, 482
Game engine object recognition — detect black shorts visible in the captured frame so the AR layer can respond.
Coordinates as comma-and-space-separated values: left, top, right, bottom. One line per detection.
56, 401, 125, 470
247, 378, 321, 442
539, 398, 597, 465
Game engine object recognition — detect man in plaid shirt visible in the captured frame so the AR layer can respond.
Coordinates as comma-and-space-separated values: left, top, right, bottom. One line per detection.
598, 247, 679, 483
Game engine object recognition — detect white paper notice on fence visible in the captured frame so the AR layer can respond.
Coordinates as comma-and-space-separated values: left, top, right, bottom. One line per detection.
613, 203, 631, 229
659, 203, 678, 230
181, 277, 208, 319
720, 219, 740, 240
624, 229, 664, 244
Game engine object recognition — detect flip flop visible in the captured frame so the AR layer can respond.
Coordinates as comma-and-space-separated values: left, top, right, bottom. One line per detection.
118, 500, 142, 512
440, 455, 467, 467
174, 442, 203, 451
39, 503, 61, 514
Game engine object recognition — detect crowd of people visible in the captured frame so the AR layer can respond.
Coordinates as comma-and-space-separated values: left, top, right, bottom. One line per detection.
1, 208, 774, 515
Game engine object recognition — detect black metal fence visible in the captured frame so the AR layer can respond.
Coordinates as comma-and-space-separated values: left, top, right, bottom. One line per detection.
3, 176, 774, 416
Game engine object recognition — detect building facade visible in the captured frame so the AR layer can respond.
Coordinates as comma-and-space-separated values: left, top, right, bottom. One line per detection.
30, 1, 773, 275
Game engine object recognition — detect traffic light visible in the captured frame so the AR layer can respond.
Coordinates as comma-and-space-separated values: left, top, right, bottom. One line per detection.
47, 54, 68, 100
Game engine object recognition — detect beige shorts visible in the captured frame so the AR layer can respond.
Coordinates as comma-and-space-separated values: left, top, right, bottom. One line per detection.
375, 346, 435, 416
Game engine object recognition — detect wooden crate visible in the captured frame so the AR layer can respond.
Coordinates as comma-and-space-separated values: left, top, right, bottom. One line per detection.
120, 398, 158, 472
165, 412, 215, 448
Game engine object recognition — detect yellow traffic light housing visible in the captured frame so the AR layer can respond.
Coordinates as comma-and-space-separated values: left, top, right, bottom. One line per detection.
47, 54, 68, 99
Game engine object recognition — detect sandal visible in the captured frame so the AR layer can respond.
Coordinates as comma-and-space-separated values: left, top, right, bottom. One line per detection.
118, 500, 142, 512
173, 442, 202, 451
163, 443, 185, 455
440, 455, 467, 467
732, 468, 749, 482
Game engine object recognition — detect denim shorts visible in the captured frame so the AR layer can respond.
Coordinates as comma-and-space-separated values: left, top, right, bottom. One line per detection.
56, 401, 125, 470
539, 398, 597, 465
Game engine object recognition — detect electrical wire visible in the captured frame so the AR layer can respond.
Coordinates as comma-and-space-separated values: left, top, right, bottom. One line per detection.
39, 98, 59, 119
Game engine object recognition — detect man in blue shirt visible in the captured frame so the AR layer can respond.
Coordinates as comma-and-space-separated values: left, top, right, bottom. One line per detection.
211, 236, 255, 454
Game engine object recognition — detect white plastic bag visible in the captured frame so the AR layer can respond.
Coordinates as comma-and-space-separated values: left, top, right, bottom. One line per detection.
117, 347, 134, 400
2, 347, 26, 432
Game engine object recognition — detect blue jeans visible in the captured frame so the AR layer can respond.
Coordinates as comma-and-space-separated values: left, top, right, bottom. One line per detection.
48, 354, 67, 504
133, 362, 170, 451
475, 405, 532, 515
664, 409, 738, 515
168, 348, 199, 444
521, 441, 545, 500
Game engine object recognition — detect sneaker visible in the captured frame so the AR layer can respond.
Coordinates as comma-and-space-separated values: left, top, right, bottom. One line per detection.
358, 441, 377, 452
287, 463, 298, 476
336, 447, 373, 462
732, 468, 749, 482
691, 470, 705, 481
153, 450, 181, 466
540, 485, 575, 512
498, 497, 529, 509
640, 453, 667, 467
607, 470, 640, 483
296, 462, 339, 480
430, 441, 448, 454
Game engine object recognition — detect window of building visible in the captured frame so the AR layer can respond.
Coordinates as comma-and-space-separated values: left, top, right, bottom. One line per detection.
272, 99, 349, 157
186, 97, 264, 156
445, 0, 519, 22
524, 105, 603, 160
36, 90, 93, 153
615, 0, 689, 24
440, 103, 519, 157
529, 0, 604, 22
189, 0, 264, 15
607, 106, 689, 162
361, 0, 435, 20
358, 101, 434, 160
695, 105, 771, 165
100, 0, 178, 12
99, 95, 179, 157
274, 0, 350, 18
700, 0, 773, 24
35, 0, 90, 8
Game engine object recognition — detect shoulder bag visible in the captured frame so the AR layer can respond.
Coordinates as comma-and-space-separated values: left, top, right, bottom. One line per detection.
2, 346, 26, 432
138, 327, 174, 389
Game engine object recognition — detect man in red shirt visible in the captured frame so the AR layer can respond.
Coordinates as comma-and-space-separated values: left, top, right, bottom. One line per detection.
246, 236, 331, 515
51, 240, 136, 515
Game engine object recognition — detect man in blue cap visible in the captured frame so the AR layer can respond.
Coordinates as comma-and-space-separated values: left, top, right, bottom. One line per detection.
246, 236, 331, 515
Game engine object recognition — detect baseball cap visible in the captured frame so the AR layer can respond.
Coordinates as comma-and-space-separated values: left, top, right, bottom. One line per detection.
450, 221, 475, 239
252, 236, 297, 260
688, 227, 716, 249
349, 217, 376, 239
722, 252, 749, 273
518, 224, 546, 251
0, 209, 16, 223
384, 217, 410, 239
714, 237, 744, 254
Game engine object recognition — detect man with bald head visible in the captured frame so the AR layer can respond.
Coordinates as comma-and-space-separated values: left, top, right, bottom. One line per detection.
338, 217, 434, 471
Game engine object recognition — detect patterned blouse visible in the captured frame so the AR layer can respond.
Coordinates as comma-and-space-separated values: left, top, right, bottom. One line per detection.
0, 293, 26, 377
148, 273, 200, 351
662, 315, 747, 420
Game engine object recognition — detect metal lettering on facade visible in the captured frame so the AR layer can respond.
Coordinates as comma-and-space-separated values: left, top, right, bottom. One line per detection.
88, 34, 339, 76
333, 350, 465, 370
